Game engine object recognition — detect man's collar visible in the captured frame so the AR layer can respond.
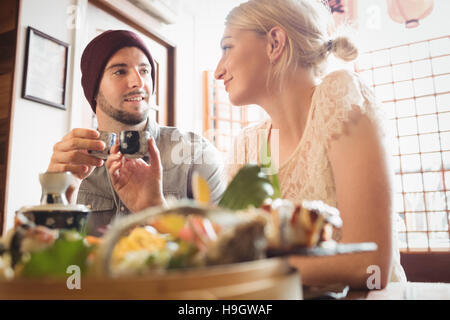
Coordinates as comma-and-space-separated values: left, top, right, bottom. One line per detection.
145, 117, 161, 144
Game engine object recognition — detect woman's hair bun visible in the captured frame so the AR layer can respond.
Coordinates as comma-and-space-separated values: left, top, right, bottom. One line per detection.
330, 36, 358, 62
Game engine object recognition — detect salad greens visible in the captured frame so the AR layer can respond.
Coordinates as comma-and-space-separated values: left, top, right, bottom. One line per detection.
21, 231, 92, 278
218, 135, 281, 210
260, 136, 282, 199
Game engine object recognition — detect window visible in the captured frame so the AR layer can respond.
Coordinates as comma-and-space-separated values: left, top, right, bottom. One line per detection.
356, 35, 450, 252
202, 70, 266, 153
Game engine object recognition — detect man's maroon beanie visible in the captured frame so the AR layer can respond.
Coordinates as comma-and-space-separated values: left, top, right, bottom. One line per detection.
80, 30, 156, 113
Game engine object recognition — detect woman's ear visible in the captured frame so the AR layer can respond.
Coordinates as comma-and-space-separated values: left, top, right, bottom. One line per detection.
266, 26, 287, 64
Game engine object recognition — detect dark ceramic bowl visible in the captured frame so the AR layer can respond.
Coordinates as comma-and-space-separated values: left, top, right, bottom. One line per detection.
18, 204, 91, 232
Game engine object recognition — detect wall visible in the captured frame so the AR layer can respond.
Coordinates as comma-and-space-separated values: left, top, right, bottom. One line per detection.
4, 0, 77, 233
179, 0, 246, 134
0, 0, 19, 235
356, 0, 450, 52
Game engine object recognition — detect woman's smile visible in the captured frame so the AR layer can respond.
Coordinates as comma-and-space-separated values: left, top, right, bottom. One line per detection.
224, 77, 233, 91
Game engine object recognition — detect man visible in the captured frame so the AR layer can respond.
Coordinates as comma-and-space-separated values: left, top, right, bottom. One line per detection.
48, 30, 226, 236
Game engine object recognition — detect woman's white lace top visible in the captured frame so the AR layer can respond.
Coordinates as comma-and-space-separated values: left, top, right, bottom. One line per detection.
226, 70, 406, 282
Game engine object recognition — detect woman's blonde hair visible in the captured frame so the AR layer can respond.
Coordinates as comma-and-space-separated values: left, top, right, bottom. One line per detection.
225, 0, 358, 81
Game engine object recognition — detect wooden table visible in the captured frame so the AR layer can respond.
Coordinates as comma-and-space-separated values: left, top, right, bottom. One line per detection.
347, 282, 450, 300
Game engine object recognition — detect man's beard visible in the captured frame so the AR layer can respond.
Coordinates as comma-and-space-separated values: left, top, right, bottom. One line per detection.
96, 91, 149, 125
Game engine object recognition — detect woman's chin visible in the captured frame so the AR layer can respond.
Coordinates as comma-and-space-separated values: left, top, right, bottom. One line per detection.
229, 95, 250, 107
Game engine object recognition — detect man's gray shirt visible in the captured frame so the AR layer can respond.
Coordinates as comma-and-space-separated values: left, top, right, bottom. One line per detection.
77, 120, 226, 236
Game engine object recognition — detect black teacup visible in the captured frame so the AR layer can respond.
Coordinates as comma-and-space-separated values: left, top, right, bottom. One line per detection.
119, 131, 150, 158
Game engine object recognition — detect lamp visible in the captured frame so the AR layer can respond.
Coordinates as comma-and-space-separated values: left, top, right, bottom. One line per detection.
386, 0, 434, 28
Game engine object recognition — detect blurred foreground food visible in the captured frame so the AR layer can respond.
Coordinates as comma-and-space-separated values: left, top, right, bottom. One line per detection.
0, 165, 342, 280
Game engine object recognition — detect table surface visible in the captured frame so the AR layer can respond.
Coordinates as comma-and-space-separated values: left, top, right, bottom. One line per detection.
347, 282, 450, 300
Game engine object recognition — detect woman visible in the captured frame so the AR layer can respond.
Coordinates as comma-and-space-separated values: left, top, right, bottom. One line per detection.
215, 0, 406, 289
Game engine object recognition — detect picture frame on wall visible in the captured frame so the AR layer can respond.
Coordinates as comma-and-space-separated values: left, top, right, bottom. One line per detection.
22, 27, 69, 110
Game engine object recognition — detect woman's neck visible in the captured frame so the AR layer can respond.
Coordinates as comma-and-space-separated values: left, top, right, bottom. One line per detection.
260, 71, 317, 165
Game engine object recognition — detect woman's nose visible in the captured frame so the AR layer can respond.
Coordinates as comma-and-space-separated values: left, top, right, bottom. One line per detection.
214, 60, 225, 80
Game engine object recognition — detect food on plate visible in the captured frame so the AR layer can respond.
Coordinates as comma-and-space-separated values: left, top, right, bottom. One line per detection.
262, 199, 342, 249
6, 218, 59, 268
96, 205, 268, 276
217, 164, 342, 249
202, 208, 267, 265
110, 226, 170, 275
96, 196, 342, 277
0, 216, 94, 279
0, 164, 343, 280
192, 172, 211, 204
0, 240, 13, 280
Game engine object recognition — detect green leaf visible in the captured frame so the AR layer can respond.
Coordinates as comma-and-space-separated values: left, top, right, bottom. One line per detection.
167, 241, 197, 269
21, 234, 91, 278
218, 164, 274, 210
218, 126, 282, 211
260, 130, 282, 199
269, 173, 281, 199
